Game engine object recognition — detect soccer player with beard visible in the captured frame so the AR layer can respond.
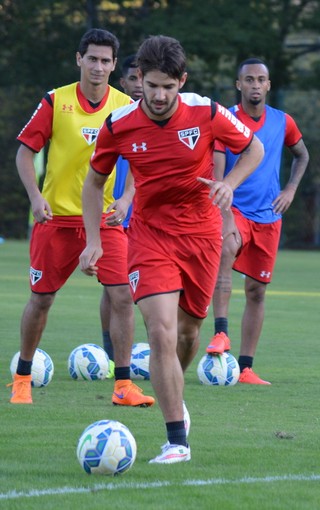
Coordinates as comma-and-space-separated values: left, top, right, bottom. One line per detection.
79, 36, 264, 464
206, 58, 309, 384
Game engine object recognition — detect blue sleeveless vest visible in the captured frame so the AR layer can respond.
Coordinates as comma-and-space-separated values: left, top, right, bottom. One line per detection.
225, 105, 286, 223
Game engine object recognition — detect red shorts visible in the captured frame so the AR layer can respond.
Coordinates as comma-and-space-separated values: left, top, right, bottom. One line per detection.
29, 216, 128, 293
232, 208, 282, 283
127, 219, 222, 319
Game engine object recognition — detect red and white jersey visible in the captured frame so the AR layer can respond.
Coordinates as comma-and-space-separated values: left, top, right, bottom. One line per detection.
91, 93, 254, 236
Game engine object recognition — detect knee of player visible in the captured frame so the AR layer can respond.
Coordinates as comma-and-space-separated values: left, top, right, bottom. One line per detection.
221, 233, 239, 260
245, 282, 266, 303
148, 331, 177, 355
30, 291, 56, 311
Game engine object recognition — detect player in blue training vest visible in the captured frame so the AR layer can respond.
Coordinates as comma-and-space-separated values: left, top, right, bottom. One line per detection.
224, 105, 286, 223
206, 58, 309, 384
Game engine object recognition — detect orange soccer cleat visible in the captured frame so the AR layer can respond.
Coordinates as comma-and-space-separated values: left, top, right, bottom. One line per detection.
112, 380, 155, 407
206, 332, 231, 355
239, 367, 271, 385
9, 374, 33, 404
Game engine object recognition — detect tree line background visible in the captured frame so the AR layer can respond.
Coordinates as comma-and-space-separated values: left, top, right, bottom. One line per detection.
1, 0, 320, 247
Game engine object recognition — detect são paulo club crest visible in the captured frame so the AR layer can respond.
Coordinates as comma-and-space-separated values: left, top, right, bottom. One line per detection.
178, 127, 200, 150
82, 127, 100, 145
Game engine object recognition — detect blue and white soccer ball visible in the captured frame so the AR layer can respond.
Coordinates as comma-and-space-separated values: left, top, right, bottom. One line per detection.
10, 348, 54, 387
68, 343, 109, 381
197, 352, 240, 386
77, 420, 137, 475
130, 342, 150, 380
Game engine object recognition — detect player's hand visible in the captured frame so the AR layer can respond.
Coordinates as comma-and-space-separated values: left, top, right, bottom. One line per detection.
106, 198, 129, 226
31, 196, 53, 223
272, 186, 296, 214
79, 245, 103, 277
197, 177, 233, 211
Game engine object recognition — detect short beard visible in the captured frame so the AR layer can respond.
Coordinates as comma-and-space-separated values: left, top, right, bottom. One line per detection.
143, 94, 178, 118
249, 98, 262, 106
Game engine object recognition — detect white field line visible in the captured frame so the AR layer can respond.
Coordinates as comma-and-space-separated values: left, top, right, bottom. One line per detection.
1, 474, 320, 500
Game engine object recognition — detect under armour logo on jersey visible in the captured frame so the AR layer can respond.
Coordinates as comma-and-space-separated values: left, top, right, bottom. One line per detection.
62, 103, 73, 113
132, 142, 147, 152
260, 271, 271, 278
178, 127, 200, 150
82, 128, 99, 145
129, 270, 140, 293
30, 267, 42, 285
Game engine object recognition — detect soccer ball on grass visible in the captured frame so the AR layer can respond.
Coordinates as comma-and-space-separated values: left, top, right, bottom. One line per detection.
197, 352, 240, 386
68, 343, 109, 381
10, 348, 54, 387
77, 420, 137, 475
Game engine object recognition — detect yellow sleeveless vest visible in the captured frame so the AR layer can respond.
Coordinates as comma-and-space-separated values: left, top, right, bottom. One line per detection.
42, 82, 131, 216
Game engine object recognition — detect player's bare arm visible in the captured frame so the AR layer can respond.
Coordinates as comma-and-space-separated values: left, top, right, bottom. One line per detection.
213, 150, 241, 243
16, 144, 53, 223
80, 167, 107, 276
224, 134, 264, 188
213, 151, 226, 181
272, 139, 309, 214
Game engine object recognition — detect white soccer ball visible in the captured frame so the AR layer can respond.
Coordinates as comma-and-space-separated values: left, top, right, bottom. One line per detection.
10, 348, 54, 387
77, 420, 137, 475
197, 352, 240, 386
130, 342, 150, 380
68, 343, 109, 381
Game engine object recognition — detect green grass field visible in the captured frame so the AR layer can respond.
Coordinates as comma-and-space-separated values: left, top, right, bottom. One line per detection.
0, 240, 319, 510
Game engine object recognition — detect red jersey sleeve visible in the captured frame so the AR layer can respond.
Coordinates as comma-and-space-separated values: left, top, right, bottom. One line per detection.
90, 118, 118, 175
17, 92, 54, 152
214, 140, 226, 153
284, 113, 302, 147
212, 103, 254, 154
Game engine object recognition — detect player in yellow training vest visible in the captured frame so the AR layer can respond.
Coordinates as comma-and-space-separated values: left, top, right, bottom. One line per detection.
11, 28, 155, 408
